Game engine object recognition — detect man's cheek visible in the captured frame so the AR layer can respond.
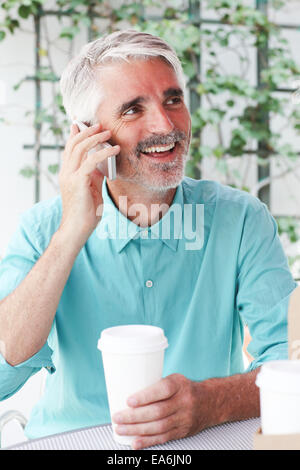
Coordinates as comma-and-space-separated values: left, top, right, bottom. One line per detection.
115, 149, 138, 173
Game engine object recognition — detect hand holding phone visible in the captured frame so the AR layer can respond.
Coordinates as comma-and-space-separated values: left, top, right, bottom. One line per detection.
73, 120, 117, 180
58, 122, 120, 248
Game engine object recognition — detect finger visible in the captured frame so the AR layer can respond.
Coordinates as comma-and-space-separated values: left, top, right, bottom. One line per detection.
115, 412, 178, 436
113, 399, 175, 425
70, 123, 79, 137
71, 130, 112, 171
79, 145, 120, 176
127, 376, 179, 408
65, 122, 101, 155
65, 130, 112, 173
61, 124, 79, 164
132, 427, 182, 450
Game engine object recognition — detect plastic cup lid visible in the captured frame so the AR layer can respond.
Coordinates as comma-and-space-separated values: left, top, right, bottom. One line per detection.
256, 360, 300, 394
97, 325, 168, 354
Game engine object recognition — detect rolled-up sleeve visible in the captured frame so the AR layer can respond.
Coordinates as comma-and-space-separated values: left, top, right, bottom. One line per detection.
0, 342, 55, 401
236, 201, 297, 372
0, 213, 56, 401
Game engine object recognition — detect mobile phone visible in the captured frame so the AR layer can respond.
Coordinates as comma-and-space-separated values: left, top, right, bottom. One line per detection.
73, 120, 117, 181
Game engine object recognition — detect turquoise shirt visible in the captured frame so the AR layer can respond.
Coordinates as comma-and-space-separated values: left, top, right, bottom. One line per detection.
0, 177, 296, 439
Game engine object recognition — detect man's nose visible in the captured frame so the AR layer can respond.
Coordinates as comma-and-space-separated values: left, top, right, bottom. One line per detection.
146, 105, 175, 134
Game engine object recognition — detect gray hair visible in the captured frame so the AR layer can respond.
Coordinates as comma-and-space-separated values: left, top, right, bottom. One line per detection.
59, 29, 186, 124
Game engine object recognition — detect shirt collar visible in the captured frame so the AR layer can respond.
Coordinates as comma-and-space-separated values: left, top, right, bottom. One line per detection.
95, 177, 183, 253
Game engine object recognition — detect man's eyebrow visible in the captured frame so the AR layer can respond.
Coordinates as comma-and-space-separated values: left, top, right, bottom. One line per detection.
115, 87, 184, 117
163, 87, 184, 99
116, 96, 147, 116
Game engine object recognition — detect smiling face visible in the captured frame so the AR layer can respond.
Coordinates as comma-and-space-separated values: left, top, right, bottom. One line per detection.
94, 58, 191, 192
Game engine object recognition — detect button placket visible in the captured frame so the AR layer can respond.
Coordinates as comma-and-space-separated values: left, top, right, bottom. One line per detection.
140, 238, 156, 324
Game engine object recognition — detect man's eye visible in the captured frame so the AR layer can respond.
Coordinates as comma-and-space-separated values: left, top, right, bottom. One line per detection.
124, 107, 139, 116
166, 97, 182, 105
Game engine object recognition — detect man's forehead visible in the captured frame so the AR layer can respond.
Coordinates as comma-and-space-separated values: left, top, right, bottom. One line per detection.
96, 58, 184, 121
99, 58, 181, 97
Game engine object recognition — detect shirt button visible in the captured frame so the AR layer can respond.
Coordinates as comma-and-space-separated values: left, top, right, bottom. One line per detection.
145, 280, 153, 288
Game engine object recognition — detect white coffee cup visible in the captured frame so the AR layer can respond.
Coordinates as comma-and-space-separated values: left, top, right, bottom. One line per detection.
256, 360, 300, 435
97, 324, 168, 446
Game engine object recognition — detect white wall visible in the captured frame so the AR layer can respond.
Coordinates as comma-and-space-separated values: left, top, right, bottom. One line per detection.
0, 22, 36, 256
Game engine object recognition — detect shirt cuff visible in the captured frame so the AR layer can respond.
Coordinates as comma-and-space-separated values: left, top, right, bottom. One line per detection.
245, 342, 288, 373
0, 341, 55, 373
0, 342, 55, 401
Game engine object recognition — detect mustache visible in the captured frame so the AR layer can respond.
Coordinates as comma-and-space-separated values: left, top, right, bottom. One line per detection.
135, 130, 187, 155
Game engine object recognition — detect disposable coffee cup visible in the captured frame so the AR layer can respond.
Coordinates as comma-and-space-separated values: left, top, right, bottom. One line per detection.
256, 360, 300, 435
97, 324, 168, 446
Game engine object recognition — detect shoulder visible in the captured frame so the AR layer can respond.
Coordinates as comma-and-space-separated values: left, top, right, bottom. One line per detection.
19, 195, 62, 253
181, 177, 264, 214
21, 195, 62, 225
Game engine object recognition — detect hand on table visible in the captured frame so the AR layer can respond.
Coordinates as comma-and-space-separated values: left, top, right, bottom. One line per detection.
112, 373, 215, 450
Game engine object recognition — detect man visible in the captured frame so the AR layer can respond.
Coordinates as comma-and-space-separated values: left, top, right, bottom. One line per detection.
0, 30, 296, 450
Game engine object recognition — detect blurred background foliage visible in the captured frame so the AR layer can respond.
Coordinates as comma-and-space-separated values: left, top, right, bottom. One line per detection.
1, 0, 300, 273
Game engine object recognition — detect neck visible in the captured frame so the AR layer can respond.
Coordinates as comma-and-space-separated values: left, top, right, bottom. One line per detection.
106, 179, 178, 228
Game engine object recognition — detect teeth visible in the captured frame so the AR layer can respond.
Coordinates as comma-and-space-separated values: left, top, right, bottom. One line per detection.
143, 143, 175, 154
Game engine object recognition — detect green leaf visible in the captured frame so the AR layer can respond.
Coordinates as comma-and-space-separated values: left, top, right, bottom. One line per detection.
182, 61, 197, 79
19, 166, 37, 178
163, 7, 177, 19
241, 186, 250, 193
213, 145, 225, 159
35, 67, 58, 82
48, 164, 59, 174
228, 129, 248, 156
196, 83, 206, 95
226, 99, 235, 107
198, 145, 213, 159
276, 216, 300, 243
257, 157, 270, 167
13, 78, 25, 90
18, 5, 31, 19
50, 125, 63, 136
185, 160, 200, 179
59, 25, 80, 40
215, 159, 228, 175
80, 16, 91, 28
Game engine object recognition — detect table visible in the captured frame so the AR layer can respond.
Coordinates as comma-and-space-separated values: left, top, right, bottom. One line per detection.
4, 417, 260, 450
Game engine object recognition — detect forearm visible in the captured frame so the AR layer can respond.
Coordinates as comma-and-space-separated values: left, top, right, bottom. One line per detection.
0, 227, 81, 366
198, 368, 261, 429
